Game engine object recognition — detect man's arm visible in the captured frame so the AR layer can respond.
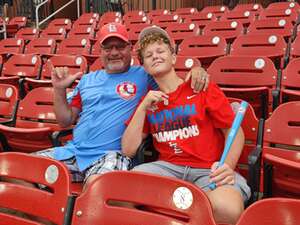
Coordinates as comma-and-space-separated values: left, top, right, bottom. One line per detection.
122, 90, 168, 158
51, 66, 82, 128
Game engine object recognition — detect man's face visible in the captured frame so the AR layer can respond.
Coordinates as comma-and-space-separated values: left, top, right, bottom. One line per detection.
100, 37, 132, 74
142, 41, 176, 77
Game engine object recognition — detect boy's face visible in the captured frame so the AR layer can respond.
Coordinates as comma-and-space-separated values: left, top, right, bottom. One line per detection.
142, 41, 176, 77
100, 37, 132, 74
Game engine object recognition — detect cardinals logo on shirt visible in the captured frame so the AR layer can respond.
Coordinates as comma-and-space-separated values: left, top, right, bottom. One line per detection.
116, 81, 137, 99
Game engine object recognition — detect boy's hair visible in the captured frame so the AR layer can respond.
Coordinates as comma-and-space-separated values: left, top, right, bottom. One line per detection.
137, 32, 175, 64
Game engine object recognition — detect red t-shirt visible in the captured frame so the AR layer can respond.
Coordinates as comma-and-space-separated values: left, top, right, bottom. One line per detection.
142, 81, 234, 168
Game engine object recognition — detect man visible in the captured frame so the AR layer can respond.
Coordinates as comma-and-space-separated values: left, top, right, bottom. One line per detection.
122, 26, 250, 225
34, 22, 209, 185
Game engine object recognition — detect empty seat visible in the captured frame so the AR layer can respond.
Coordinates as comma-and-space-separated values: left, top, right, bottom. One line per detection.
47, 18, 72, 31
24, 37, 56, 57
281, 58, 300, 103
247, 18, 294, 41
6, 16, 27, 37
182, 12, 217, 32
68, 25, 95, 40
203, 20, 244, 43
166, 22, 200, 45
0, 152, 74, 225
220, 10, 256, 28
207, 55, 279, 118
0, 38, 25, 56
178, 35, 227, 69
124, 15, 151, 27
174, 56, 201, 79
232, 3, 263, 16
266, 1, 300, 11
15, 27, 40, 41
259, 8, 299, 24
201, 5, 229, 18
175, 7, 198, 15
69, 171, 217, 225
152, 14, 183, 29
230, 34, 288, 69
0, 54, 42, 87
56, 37, 91, 55
25, 55, 88, 90
236, 198, 300, 225
123, 10, 146, 21
0, 84, 18, 124
260, 102, 300, 198
127, 23, 152, 45
40, 27, 67, 43
147, 9, 170, 19
0, 87, 69, 152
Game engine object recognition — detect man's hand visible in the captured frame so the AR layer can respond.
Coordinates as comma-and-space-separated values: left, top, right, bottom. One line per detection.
51, 63, 82, 90
185, 66, 210, 93
209, 162, 235, 187
139, 90, 169, 112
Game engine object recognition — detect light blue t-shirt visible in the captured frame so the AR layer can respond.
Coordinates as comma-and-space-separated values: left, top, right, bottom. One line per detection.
54, 66, 156, 171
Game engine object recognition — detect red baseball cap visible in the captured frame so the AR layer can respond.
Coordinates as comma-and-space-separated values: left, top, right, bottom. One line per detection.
99, 22, 129, 44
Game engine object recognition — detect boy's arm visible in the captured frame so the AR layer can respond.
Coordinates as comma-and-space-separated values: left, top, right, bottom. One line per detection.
122, 90, 168, 158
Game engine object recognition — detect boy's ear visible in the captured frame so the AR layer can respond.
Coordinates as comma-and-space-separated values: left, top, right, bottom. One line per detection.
172, 53, 176, 66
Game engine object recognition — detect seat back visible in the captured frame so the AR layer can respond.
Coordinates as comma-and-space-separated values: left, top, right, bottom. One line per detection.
220, 10, 256, 27
281, 58, 300, 102
236, 198, 300, 225
178, 35, 227, 69
0, 38, 25, 55
183, 12, 217, 31
15, 27, 40, 41
166, 22, 200, 44
0, 84, 18, 122
47, 18, 72, 31
152, 14, 182, 29
41, 55, 88, 81
2, 54, 42, 79
175, 7, 198, 16
40, 27, 67, 42
68, 25, 95, 40
0, 152, 73, 225
266, 1, 300, 10
259, 8, 299, 24
230, 34, 287, 69
262, 101, 300, 198
174, 56, 201, 79
207, 55, 278, 118
56, 37, 91, 55
24, 38, 56, 56
201, 5, 229, 18
71, 171, 216, 225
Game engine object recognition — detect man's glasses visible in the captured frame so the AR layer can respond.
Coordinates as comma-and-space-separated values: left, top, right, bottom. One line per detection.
101, 43, 129, 52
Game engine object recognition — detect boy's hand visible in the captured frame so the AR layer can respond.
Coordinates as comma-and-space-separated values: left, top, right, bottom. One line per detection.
140, 90, 169, 112
185, 66, 210, 93
209, 162, 235, 187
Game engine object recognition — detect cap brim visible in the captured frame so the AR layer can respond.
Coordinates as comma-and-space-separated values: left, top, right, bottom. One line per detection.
100, 33, 129, 44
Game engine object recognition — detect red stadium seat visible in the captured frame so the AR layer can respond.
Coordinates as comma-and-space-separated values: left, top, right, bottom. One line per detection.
177, 35, 228, 69
166, 23, 200, 45
230, 34, 288, 69
175, 7, 198, 15
182, 12, 217, 32
281, 58, 300, 103
40, 26, 67, 43
220, 10, 256, 28
68, 25, 95, 40
259, 8, 299, 24
236, 198, 300, 225
25, 55, 87, 90
6, 16, 27, 37
247, 18, 294, 41
47, 18, 72, 31
0, 87, 71, 152
24, 37, 56, 57
123, 10, 146, 21
0, 84, 18, 124
289, 35, 300, 59
15, 27, 40, 41
152, 14, 183, 29
73, 16, 98, 28
201, 5, 229, 18
79, 12, 100, 21
127, 23, 152, 45
89, 57, 104, 72
147, 9, 170, 19
202, 20, 244, 43
56, 37, 91, 55
207, 55, 279, 118
0, 152, 74, 225
0, 54, 42, 88
98, 13, 122, 28
174, 56, 201, 79
266, 1, 300, 11
84, 39, 102, 64
232, 3, 263, 16
124, 15, 151, 27
260, 101, 300, 198
0, 38, 25, 56
70, 171, 217, 225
